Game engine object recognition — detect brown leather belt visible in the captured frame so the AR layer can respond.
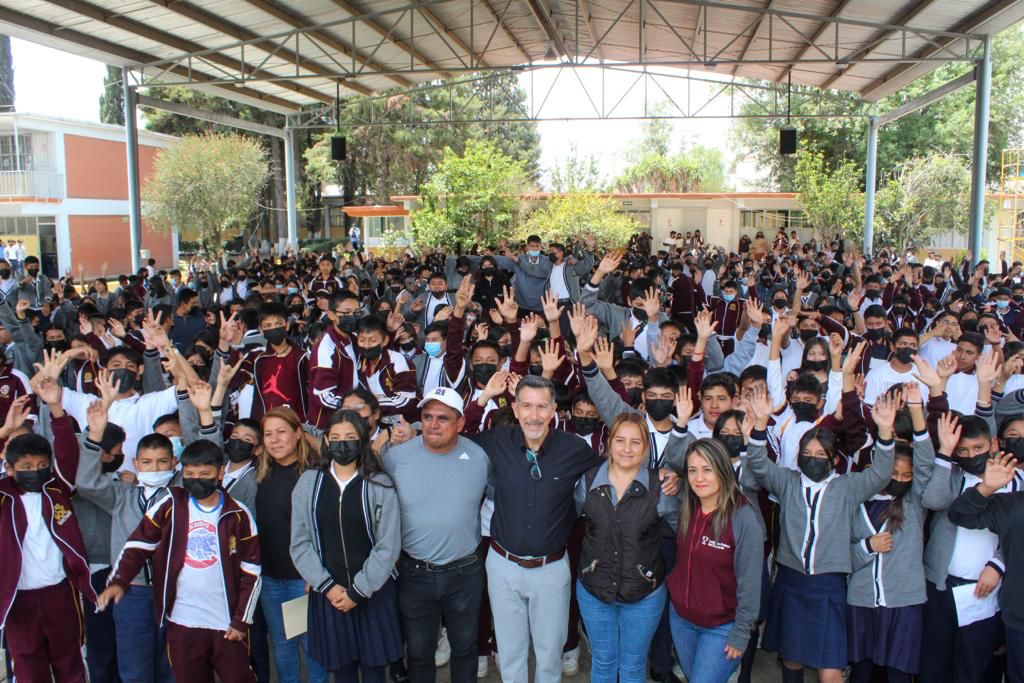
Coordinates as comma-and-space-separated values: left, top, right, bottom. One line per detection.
489, 539, 565, 569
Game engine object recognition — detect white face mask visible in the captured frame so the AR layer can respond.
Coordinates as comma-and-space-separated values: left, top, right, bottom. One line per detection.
137, 470, 174, 489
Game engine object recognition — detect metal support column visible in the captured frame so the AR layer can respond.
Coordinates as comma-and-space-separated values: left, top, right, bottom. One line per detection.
968, 36, 992, 266
863, 116, 878, 255
283, 124, 299, 249
123, 68, 143, 273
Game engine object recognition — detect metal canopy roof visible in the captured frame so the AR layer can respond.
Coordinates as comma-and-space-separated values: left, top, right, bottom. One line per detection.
2, 0, 1022, 114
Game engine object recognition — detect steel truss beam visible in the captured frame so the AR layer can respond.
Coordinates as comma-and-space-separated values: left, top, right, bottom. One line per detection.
126, 0, 985, 94
285, 65, 871, 130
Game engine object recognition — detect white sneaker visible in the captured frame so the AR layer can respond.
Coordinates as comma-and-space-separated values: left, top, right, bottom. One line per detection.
477, 655, 489, 678
435, 628, 451, 668
673, 663, 686, 681
562, 647, 580, 676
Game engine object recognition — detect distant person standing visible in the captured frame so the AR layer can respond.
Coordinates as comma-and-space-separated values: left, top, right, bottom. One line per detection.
7, 240, 21, 276
349, 225, 362, 253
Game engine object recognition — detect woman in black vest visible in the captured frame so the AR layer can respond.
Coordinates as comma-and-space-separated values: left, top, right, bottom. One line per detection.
290, 410, 403, 683
574, 413, 673, 683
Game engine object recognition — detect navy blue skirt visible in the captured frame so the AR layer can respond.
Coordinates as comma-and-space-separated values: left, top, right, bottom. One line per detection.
847, 603, 923, 674
307, 578, 403, 671
763, 564, 847, 670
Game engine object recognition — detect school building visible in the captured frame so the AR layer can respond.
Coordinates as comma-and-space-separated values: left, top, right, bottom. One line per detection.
0, 112, 178, 279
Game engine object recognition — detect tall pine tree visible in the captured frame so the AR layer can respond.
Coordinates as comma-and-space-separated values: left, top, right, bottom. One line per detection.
99, 65, 124, 125
0, 35, 14, 112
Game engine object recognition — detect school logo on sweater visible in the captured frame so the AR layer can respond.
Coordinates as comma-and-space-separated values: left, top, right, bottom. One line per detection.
701, 535, 731, 551
184, 520, 219, 569
53, 503, 72, 525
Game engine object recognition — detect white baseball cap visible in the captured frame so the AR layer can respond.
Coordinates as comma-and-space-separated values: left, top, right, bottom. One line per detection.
416, 387, 465, 416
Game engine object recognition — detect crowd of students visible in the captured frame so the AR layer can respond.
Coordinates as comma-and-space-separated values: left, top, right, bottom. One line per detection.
1, 225, 1023, 683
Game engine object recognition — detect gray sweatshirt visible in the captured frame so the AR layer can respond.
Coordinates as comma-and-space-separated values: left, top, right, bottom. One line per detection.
744, 429, 893, 575
847, 431, 948, 608
290, 468, 401, 601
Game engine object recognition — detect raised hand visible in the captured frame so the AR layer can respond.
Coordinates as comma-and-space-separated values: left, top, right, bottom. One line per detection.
842, 340, 867, 375
903, 380, 922, 406
847, 288, 863, 311
642, 287, 662, 321
539, 338, 566, 376
386, 307, 405, 333
519, 315, 540, 344
575, 316, 599, 354
454, 275, 475, 314
481, 368, 509, 402
592, 335, 614, 372
872, 391, 901, 435
619, 320, 637, 348
828, 333, 845, 359
695, 308, 718, 341
976, 351, 1001, 386
0, 395, 32, 438
541, 290, 564, 324
188, 380, 214, 413
745, 297, 764, 328
596, 250, 624, 276
674, 385, 694, 425
936, 412, 962, 455
432, 306, 453, 322
495, 285, 519, 323
506, 371, 523, 398
980, 452, 1018, 495
911, 355, 941, 391
936, 353, 957, 380
86, 400, 109, 439
748, 384, 774, 421
568, 302, 588, 338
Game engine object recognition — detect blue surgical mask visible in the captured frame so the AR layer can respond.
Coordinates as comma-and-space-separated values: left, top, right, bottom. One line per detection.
169, 436, 184, 459
996, 300, 1010, 310
287, 286, 299, 295
424, 341, 443, 358
527, 250, 541, 258
722, 293, 735, 303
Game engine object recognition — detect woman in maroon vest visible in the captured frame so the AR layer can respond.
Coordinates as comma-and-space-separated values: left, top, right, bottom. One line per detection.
666, 438, 765, 683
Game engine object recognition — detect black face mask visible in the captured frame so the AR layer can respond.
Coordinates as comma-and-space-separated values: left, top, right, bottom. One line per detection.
894, 347, 916, 365
865, 328, 889, 342
473, 363, 498, 385
884, 479, 912, 498
1002, 437, 1024, 460
547, 253, 559, 263
1014, 295, 1024, 304
645, 398, 675, 422
359, 345, 383, 361
225, 439, 255, 464
336, 314, 359, 334
961, 319, 979, 332
528, 364, 544, 376
26, 267, 39, 277
572, 416, 598, 435
797, 454, 832, 483
288, 304, 305, 316
803, 359, 829, 373
956, 452, 989, 476
772, 299, 788, 310
324, 440, 361, 466
718, 434, 745, 459
389, 285, 402, 293
499, 344, 513, 358
625, 387, 643, 406
110, 367, 138, 393
843, 283, 855, 294
799, 328, 818, 342
791, 401, 818, 422
865, 290, 881, 300
892, 305, 908, 317
44, 340, 69, 354
0, 268, 10, 279
263, 327, 288, 346
15, 467, 51, 493
480, 268, 496, 278
101, 451, 125, 474
182, 476, 219, 500
631, 306, 648, 322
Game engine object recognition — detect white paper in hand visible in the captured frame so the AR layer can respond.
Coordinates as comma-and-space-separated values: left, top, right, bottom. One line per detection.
951, 583, 1000, 627
282, 593, 309, 639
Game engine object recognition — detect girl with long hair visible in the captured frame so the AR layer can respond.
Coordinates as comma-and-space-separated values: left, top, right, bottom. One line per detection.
256, 407, 327, 683
290, 410, 402, 683
666, 438, 764, 683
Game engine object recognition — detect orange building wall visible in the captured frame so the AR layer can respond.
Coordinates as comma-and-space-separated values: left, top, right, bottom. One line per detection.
64, 135, 161, 201
69, 215, 173, 276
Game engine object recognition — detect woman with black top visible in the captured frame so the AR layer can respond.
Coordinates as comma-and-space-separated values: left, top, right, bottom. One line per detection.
291, 410, 403, 682
256, 406, 328, 683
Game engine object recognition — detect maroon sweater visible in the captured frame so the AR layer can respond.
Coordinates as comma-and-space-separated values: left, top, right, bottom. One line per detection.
668, 506, 739, 628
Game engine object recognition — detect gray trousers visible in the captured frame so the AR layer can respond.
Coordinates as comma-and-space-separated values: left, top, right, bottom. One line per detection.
486, 548, 571, 683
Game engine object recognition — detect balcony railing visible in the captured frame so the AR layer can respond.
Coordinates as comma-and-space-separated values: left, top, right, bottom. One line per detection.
0, 171, 65, 200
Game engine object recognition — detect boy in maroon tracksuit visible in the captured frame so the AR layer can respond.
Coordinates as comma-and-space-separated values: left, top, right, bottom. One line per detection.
0, 411, 96, 683
98, 439, 261, 683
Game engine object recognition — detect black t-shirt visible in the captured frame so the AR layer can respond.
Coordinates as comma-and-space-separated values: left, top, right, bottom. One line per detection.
255, 461, 302, 580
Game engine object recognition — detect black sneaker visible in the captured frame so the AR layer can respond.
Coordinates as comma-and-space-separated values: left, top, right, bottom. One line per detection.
650, 670, 683, 683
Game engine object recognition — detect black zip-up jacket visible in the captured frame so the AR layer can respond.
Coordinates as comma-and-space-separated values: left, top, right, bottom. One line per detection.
948, 486, 1024, 631
578, 464, 665, 604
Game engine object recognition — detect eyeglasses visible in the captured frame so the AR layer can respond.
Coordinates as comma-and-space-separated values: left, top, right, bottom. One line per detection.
525, 448, 542, 481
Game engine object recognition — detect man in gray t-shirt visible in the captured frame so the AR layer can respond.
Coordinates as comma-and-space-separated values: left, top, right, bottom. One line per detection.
381, 387, 489, 683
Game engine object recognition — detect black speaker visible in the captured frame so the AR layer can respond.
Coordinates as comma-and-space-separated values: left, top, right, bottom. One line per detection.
331, 136, 346, 161
779, 128, 797, 155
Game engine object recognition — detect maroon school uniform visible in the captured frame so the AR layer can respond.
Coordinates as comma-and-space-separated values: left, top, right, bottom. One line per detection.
0, 415, 95, 682
707, 295, 743, 355
221, 344, 309, 422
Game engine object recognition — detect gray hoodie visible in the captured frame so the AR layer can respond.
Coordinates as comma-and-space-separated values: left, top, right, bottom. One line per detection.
290, 468, 401, 601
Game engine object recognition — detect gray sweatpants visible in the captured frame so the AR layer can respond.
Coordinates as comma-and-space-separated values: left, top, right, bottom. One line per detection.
486, 548, 571, 683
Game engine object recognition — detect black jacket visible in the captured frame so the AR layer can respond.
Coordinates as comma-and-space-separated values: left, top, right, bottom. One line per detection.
579, 464, 666, 604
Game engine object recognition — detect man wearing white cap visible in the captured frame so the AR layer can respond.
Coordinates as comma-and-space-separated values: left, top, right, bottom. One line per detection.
382, 387, 491, 683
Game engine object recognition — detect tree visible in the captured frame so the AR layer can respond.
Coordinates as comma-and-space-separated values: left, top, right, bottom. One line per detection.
685, 144, 732, 192
631, 101, 674, 160
547, 143, 605, 192
99, 66, 124, 125
874, 153, 972, 251
612, 154, 704, 193
794, 150, 865, 244
519, 190, 638, 249
0, 35, 13, 112
411, 140, 531, 251
143, 133, 269, 252
731, 24, 1024, 190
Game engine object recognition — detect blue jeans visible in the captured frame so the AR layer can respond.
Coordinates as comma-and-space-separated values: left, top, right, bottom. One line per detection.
669, 604, 740, 683
260, 577, 327, 683
112, 584, 173, 683
576, 581, 667, 683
